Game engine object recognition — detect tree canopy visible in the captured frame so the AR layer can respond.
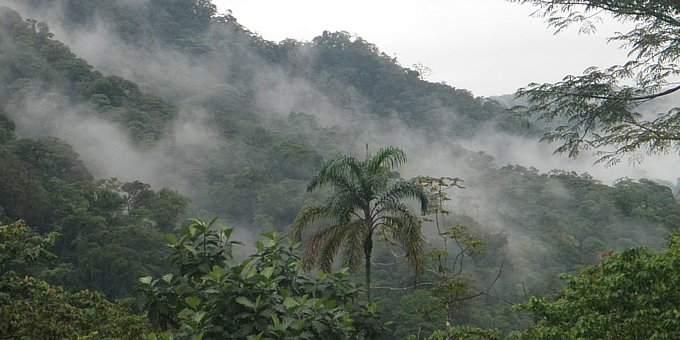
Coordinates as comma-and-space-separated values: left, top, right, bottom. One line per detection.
513, 0, 680, 165
512, 230, 680, 339
0, 221, 149, 339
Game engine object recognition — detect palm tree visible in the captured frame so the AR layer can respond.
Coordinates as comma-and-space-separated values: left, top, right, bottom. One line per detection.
292, 146, 428, 300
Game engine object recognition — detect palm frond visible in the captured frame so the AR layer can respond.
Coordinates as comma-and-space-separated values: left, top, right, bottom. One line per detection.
341, 220, 370, 271
376, 180, 429, 215
366, 146, 407, 174
325, 197, 358, 225
292, 204, 333, 242
304, 223, 348, 272
307, 154, 362, 192
383, 214, 424, 281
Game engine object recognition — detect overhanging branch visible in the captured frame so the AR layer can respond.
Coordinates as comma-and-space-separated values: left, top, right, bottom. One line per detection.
553, 84, 680, 101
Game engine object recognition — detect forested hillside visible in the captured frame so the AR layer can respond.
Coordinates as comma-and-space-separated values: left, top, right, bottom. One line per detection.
1, 1, 678, 338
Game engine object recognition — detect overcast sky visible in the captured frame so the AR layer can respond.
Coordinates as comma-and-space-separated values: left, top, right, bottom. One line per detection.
213, 0, 631, 97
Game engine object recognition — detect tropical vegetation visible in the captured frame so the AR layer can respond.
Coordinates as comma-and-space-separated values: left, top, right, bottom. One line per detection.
0, 0, 679, 338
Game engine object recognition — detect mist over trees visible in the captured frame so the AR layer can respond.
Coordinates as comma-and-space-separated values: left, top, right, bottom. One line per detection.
0, 0, 678, 338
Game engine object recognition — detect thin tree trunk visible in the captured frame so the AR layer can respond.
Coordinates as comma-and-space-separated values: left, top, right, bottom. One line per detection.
364, 232, 373, 301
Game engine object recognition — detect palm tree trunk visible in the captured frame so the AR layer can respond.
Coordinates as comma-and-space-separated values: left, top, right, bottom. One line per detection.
364, 232, 373, 301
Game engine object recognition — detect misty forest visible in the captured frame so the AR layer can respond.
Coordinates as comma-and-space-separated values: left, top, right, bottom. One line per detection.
1, 0, 679, 339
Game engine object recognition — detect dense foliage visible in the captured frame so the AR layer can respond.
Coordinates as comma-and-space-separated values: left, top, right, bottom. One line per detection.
0, 106, 186, 299
512, 230, 680, 339
140, 219, 386, 339
0, 0, 679, 338
0, 221, 149, 339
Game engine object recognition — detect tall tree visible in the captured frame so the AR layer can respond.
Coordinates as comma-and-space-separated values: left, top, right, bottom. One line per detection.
292, 146, 428, 300
512, 1, 680, 165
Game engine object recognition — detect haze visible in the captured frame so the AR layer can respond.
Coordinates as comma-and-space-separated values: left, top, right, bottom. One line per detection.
214, 0, 631, 97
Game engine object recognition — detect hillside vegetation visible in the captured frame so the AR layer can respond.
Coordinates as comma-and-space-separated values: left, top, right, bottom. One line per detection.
0, 1, 678, 338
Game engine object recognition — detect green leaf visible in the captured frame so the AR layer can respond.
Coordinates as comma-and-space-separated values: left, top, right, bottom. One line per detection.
271, 314, 281, 330
193, 311, 207, 324
209, 265, 223, 281
255, 240, 264, 251
183, 244, 198, 257
223, 227, 234, 239
185, 296, 200, 310
261, 266, 274, 280
235, 296, 255, 309
343, 312, 351, 326
161, 274, 174, 283
188, 225, 198, 238
283, 297, 297, 310
164, 234, 177, 244
255, 295, 262, 309
262, 231, 276, 241
245, 266, 257, 279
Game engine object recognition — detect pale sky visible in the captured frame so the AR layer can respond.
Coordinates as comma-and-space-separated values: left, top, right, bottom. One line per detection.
213, 0, 631, 96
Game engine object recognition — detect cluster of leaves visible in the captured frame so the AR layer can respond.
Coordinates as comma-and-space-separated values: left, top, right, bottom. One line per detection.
140, 219, 387, 339
0, 220, 149, 339
0, 220, 57, 273
1, 274, 149, 339
512, 229, 680, 339
424, 326, 502, 340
